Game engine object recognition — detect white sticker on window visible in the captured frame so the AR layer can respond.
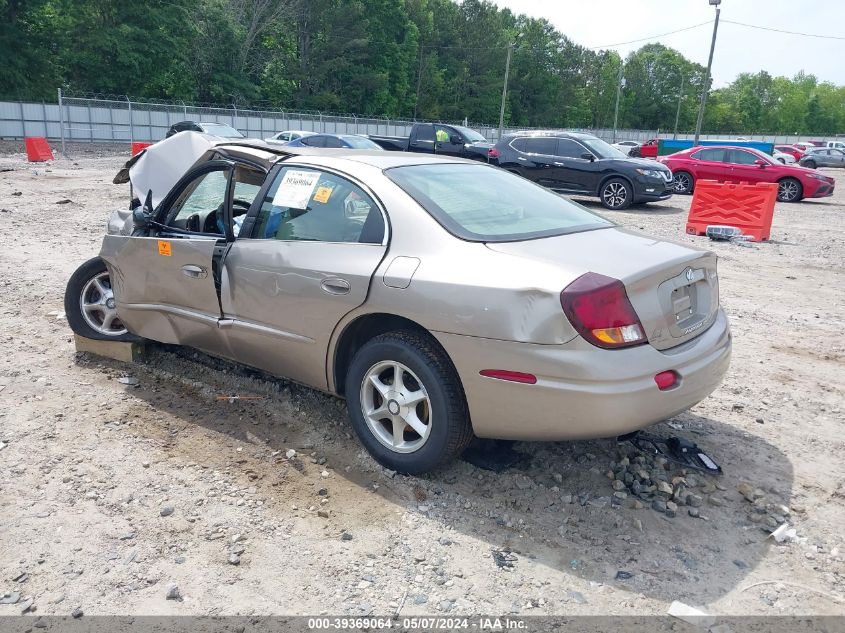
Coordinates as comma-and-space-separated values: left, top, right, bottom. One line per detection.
271, 170, 321, 210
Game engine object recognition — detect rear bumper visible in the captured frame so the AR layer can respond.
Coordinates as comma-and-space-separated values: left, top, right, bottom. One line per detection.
434, 309, 731, 441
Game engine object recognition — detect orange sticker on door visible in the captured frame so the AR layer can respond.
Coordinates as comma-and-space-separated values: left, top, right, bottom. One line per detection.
313, 186, 333, 204
158, 240, 172, 256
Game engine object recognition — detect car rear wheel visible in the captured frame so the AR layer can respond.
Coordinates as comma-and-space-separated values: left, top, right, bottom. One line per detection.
600, 178, 632, 210
777, 177, 803, 203
345, 331, 473, 474
64, 257, 139, 342
672, 171, 694, 194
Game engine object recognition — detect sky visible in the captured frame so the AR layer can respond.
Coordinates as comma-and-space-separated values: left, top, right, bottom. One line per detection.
489, 0, 845, 88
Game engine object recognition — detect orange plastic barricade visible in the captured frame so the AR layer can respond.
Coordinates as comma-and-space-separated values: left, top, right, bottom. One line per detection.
131, 142, 153, 156
685, 180, 777, 241
24, 137, 54, 162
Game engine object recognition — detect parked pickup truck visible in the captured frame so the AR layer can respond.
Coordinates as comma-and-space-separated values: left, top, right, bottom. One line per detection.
368, 123, 493, 161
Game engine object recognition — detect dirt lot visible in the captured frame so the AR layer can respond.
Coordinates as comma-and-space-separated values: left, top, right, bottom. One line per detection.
0, 141, 843, 620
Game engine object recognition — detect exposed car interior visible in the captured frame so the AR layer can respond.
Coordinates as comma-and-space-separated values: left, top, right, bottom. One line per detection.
165, 165, 264, 235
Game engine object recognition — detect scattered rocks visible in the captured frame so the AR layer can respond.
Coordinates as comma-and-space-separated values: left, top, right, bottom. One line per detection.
159, 505, 175, 517
227, 554, 241, 565
165, 584, 182, 601
0, 591, 20, 605
340, 532, 353, 541
71, 607, 83, 619
414, 594, 428, 605
285, 449, 297, 459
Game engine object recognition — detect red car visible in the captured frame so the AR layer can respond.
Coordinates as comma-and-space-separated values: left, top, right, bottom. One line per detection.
657, 146, 835, 202
631, 138, 659, 159
774, 145, 804, 161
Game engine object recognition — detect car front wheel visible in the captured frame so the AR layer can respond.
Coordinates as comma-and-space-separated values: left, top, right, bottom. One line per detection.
64, 257, 138, 342
345, 331, 473, 474
600, 178, 632, 210
777, 177, 803, 203
803, 160, 816, 169
672, 171, 694, 194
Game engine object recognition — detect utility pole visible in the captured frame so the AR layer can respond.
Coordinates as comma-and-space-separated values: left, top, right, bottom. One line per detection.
673, 73, 685, 140
693, 0, 721, 145
612, 63, 624, 143
498, 43, 513, 139
413, 43, 425, 120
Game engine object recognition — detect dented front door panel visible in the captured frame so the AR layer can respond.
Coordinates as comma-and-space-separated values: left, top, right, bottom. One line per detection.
219, 241, 386, 390
100, 235, 229, 356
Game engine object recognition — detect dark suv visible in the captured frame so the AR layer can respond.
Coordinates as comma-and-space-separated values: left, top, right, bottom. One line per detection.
491, 131, 674, 209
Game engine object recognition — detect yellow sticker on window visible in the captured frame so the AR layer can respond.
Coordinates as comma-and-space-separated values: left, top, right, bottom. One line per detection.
313, 186, 333, 204
158, 240, 172, 256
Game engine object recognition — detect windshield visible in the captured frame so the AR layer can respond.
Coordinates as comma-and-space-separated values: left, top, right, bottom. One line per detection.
452, 126, 487, 143
342, 135, 383, 149
201, 123, 244, 138
580, 136, 628, 159
387, 163, 612, 242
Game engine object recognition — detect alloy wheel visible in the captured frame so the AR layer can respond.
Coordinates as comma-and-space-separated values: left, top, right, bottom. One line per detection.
673, 173, 691, 193
602, 182, 628, 208
360, 360, 432, 454
79, 271, 128, 336
778, 179, 800, 202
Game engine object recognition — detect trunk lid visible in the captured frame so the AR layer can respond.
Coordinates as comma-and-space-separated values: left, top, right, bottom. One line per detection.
486, 228, 720, 350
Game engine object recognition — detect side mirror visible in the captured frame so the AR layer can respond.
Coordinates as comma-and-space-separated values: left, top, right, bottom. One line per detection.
754, 159, 767, 167
449, 134, 463, 145
133, 189, 154, 228
581, 152, 596, 162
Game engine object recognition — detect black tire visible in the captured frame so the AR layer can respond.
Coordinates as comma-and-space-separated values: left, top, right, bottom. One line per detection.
776, 177, 803, 203
672, 170, 694, 195
64, 257, 140, 342
345, 331, 473, 474
599, 177, 632, 210
803, 160, 816, 169
777, 157, 786, 164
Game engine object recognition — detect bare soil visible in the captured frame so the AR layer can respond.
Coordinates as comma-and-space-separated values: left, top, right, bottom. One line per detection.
0, 140, 843, 618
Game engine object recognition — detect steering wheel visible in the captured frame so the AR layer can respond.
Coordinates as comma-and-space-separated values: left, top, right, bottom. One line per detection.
232, 199, 252, 216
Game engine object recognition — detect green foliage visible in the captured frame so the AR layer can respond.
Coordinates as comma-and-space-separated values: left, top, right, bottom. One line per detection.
1, 0, 842, 134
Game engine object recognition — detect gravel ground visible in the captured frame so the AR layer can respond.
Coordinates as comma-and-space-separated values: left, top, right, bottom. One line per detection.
0, 140, 843, 619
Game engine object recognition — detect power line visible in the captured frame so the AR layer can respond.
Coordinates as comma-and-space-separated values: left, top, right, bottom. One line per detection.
587, 21, 713, 49
721, 20, 845, 41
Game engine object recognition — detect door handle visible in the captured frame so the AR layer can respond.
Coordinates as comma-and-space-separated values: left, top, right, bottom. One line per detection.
181, 264, 208, 279
320, 277, 351, 295
554, 162, 564, 166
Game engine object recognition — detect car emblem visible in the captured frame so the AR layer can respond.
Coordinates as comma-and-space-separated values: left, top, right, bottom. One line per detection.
685, 268, 695, 282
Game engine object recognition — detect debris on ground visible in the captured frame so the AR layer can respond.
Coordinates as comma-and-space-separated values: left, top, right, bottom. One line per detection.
667, 600, 716, 627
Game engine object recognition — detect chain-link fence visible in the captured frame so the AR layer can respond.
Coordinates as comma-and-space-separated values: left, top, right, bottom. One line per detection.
0, 90, 665, 154
5, 89, 838, 154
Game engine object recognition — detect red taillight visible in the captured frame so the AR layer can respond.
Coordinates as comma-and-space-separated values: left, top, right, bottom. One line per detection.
488, 147, 500, 158
654, 370, 678, 390
560, 272, 646, 349
480, 369, 537, 384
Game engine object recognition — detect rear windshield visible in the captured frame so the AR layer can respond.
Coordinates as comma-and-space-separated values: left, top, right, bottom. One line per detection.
386, 163, 612, 242
202, 123, 244, 138
342, 135, 383, 149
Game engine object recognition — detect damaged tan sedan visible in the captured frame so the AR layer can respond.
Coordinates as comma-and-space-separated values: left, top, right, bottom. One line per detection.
65, 132, 731, 474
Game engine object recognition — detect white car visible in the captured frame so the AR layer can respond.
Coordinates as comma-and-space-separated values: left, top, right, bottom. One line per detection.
265, 130, 316, 145
772, 149, 796, 164
612, 140, 640, 155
